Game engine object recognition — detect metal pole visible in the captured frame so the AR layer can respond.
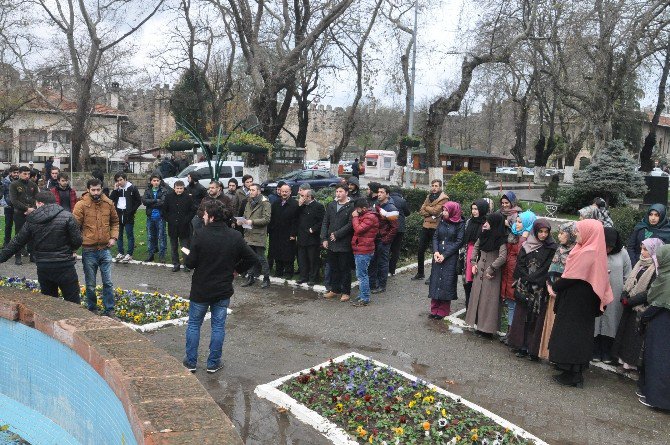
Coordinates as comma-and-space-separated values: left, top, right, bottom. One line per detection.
406, 0, 418, 188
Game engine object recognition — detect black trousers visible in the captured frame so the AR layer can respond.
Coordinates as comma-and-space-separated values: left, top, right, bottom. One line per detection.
275, 258, 295, 276
13, 212, 28, 259
463, 281, 473, 312
389, 232, 404, 274
170, 234, 190, 265
36, 263, 80, 304
417, 228, 435, 275
251, 245, 270, 278
328, 250, 352, 294
297, 245, 320, 282
4, 206, 13, 244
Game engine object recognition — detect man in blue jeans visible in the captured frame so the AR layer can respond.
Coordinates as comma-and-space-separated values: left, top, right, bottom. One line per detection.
183, 200, 258, 373
142, 174, 168, 262
368, 186, 398, 294
73, 179, 120, 316
110, 172, 142, 263
351, 198, 379, 306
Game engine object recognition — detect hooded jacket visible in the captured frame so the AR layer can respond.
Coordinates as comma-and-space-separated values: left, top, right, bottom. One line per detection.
73, 193, 120, 249
0, 203, 82, 264
419, 192, 449, 229
375, 200, 399, 244
2, 175, 14, 206
348, 177, 361, 199
185, 172, 207, 208
351, 208, 379, 254
110, 181, 142, 224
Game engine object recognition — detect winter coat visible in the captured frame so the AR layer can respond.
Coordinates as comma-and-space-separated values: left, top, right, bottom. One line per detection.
595, 250, 632, 338
320, 199, 354, 252
268, 193, 281, 205
225, 190, 240, 216
501, 239, 524, 301
351, 161, 360, 177
268, 197, 299, 262
419, 192, 449, 229
428, 219, 465, 301
9, 179, 38, 214
109, 183, 142, 225
72, 193, 120, 249
2, 175, 13, 206
351, 209, 379, 255
627, 228, 670, 265
513, 245, 556, 287
186, 180, 207, 209
184, 221, 259, 303
50, 186, 78, 212
142, 186, 168, 217
389, 193, 411, 232
0, 203, 82, 264
243, 195, 271, 247
159, 159, 177, 178
375, 201, 399, 245
297, 200, 325, 246
465, 241, 508, 334
639, 307, 670, 409
164, 191, 195, 238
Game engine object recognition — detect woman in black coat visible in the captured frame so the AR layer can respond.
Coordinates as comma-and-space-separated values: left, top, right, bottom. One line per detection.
428, 201, 465, 319
627, 203, 670, 265
508, 219, 557, 360
549, 220, 613, 388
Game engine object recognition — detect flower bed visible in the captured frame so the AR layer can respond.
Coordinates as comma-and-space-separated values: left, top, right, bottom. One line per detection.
0, 276, 193, 331
0, 424, 30, 444
256, 353, 545, 445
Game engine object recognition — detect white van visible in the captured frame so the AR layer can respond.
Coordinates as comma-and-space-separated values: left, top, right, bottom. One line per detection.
163, 160, 244, 188
364, 150, 396, 179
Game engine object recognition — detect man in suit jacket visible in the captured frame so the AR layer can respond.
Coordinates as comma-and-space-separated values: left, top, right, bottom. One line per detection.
295, 188, 325, 285
268, 183, 299, 277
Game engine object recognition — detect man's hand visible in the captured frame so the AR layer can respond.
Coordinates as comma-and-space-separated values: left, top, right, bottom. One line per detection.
322, 240, 328, 249
289, 236, 296, 241
472, 264, 478, 275
298, 196, 306, 206
245, 219, 253, 226
107, 238, 116, 248
25, 208, 35, 215
330, 232, 336, 242
351, 210, 359, 217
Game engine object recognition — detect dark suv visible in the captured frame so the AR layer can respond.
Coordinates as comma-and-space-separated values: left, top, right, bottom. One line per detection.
261, 169, 342, 195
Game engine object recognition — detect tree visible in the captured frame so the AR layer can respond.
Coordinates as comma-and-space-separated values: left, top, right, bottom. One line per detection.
171, 67, 212, 137
574, 139, 647, 206
641, 35, 670, 172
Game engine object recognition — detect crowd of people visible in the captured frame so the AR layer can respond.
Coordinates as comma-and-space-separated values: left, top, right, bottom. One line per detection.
1, 162, 670, 398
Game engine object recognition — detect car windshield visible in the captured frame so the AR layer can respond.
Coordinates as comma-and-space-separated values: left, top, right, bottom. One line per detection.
176, 165, 198, 178
279, 170, 302, 180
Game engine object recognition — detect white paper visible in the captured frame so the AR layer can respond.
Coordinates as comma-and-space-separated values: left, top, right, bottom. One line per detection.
181, 247, 190, 255
235, 216, 252, 229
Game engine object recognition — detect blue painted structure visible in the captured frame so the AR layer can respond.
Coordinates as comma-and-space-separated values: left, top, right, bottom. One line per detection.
0, 318, 137, 445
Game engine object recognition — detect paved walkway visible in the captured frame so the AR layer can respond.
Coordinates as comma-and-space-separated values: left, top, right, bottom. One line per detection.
1, 260, 667, 444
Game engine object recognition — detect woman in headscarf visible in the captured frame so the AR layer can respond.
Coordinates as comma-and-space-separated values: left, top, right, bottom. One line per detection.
638, 244, 670, 409
465, 213, 508, 336
549, 219, 613, 387
427, 201, 465, 319
593, 197, 614, 228
500, 209, 537, 337
462, 199, 490, 311
611, 237, 664, 370
627, 204, 670, 264
593, 228, 632, 363
508, 219, 558, 360
539, 222, 577, 359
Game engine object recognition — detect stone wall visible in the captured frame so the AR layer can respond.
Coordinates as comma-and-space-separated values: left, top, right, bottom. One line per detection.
0, 288, 243, 445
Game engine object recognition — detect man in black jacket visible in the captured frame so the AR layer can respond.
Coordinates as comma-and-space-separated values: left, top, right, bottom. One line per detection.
296, 188, 324, 285
320, 184, 354, 301
164, 181, 195, 272
389, 187, 411, 274
9, 166, 38, 265
110, 172, 142, 263
268, 183, 299, 277
0, 192, 83, 303
186, 171, 207, 209
183, 200, 258, 374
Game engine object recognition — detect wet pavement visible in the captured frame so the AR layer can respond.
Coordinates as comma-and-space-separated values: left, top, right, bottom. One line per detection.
2, 260, 669, 444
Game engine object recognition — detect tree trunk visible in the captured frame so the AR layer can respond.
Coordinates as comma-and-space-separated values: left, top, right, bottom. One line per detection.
71, 76, 95, 171
296, 93, 309, 148
511, 95, 528, 166
641, 38, 670, 172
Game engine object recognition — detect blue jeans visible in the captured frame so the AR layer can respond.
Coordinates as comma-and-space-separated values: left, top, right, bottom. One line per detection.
82, 249, 114, 312
185, 299, 230, 368
354, 253, 374, 302
117, 223, 135, 255
369, 241, 391, 290
146, 217, 167, 257
506, 299, 516, 327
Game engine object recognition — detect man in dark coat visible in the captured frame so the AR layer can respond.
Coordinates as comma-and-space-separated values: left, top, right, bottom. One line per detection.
296, 188, 325, 285
347, 176, 361, 199
159, 156, 177, 178
0, 191, 82, 303
186, 171, 207, 209
369, 186, 399, 293
183, 199, 258, 373
142, 174, 169, 262
9, 166, 38, 265
389, 187, 411, 275
110, 172, 142, 263
50, 173, 77, 212
268, 181, 284, 205
351, 158, 360, 178
321, 184, 354, 300
268, 183, 299, 277
164, 180, 196, 272
2, 165, 19, 246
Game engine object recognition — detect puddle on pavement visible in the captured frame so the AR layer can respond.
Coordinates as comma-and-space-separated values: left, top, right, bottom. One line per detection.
411, 359, 429, 377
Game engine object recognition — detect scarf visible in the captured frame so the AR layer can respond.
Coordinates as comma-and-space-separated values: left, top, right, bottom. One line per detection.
511, 210, 537, 236
499, 191, 522, 222
548, 222, 577, 277
478, 212, 507, 252
633, 203, 670, 240
604, 227, 623, 254
442, 201, 462, 223
249, 194, 261, 209
523, 218, 557, 253
463, 199, 490, 244
647, 244, 670, 310
562, 219, 614, 310
578, 205, 598, 220
624, 237, 664, 297
429, 192, 440, 202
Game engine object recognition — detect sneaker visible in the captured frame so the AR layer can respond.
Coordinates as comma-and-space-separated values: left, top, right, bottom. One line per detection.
101, 311, 117, 319
352, 300, 369, 307
307, 281, 315, 286
14, 257, 22, 266
636, 390, 644, 397
115, 253, 124, 261
183, 266, 191, 272
207, 362, 224, 374
260, 277, 270, 288
183, 360, 196, 373
638, 396, 653, 408
122, 254, 132, 263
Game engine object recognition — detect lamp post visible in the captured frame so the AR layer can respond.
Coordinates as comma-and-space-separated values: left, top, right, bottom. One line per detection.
405, 0, 418, 188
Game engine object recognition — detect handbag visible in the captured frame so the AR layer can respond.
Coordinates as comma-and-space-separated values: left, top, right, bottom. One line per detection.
512, 278, 533, 305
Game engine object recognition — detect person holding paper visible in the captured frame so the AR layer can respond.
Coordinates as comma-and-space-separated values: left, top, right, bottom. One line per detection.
241, 183, 272, 288
368, 185, 399, 294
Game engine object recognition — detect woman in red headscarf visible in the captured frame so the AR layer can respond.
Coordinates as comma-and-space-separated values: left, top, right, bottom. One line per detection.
427, 201, 465, 319
549, 219, 613, 387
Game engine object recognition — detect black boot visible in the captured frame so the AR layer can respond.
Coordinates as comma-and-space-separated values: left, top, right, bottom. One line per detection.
553, 371, 583, 388
14, 254, 22, 266
146, 254, 155, 262
261, 276, 270, 288
172, 264, 180, 272
241, 275, 255, 287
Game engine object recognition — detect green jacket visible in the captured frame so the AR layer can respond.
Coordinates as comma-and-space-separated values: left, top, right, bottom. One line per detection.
243, 195, 271, 247
9, 179, 38, 213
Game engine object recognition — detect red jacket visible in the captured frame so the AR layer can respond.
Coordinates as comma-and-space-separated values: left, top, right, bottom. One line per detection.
375, 202, 399, 245
351, 209, 379, 254
51, 186, 78, 210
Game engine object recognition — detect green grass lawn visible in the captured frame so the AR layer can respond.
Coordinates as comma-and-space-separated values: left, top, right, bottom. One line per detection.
518, 200, 578, 220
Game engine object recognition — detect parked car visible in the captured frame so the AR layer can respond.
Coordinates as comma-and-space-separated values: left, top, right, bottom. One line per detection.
261, 169, 343, 196
163, 161, 244, 189
305, 159, 331, 170
650, 167, 670, 177
339, 160, 353, 174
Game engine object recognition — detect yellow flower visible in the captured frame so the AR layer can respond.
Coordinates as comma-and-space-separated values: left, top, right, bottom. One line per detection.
414, 392, 423, 399
471, 428, 478, 433
408, 400, 416, 408
441, 408, 447, 417
455, 435, 461, 442
423, 395, 434, 404
357, 426, 367, 437
471, 434, 478, 441
133, 315, 141, 323
425, 409, 432, 415
393, 427, 404, 436
355, 399, 362, 407
335, 403, 343, 412
368, 435, 373, 443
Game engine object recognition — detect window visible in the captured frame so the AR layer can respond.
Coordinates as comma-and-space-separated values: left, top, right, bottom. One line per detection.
0, 128, 11, 162
366, 158, 377, 167
383, 157, 392, 168
298, 171, 312, 180
52, 130, 71, 144
313, 170, 330, 179
196, 166, 212, 180
234, 166, 243, 177
19, 129, 47, 162
218, 166, 233, 178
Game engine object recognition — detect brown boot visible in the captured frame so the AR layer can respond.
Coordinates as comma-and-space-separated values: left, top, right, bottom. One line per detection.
340, 294, 350, 302
324, 291, 339, 299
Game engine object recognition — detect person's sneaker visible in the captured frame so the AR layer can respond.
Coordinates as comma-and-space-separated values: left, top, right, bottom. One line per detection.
101, 311, 117, 319
183, 266, 191, 272
324, 291, 339, 299
88, 307, 99, 315
115, 253, 124, 262
172, 264, 180, 272
340, 294, 350, 302
260, 277, 270, 288
207, 362, 224, 374
241, 276, 255, 287
183, 360, 196, 373
636, 390, 644, 397
122, 254, 132, 263
14, 257, 22, 266
411, 273, 425, 280
638, 396, 653, 407
352, 300, 369, 307
296, 280, 307, 285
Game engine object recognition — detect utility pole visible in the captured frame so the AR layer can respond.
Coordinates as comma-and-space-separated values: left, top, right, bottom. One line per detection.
406, 0, 418, 188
